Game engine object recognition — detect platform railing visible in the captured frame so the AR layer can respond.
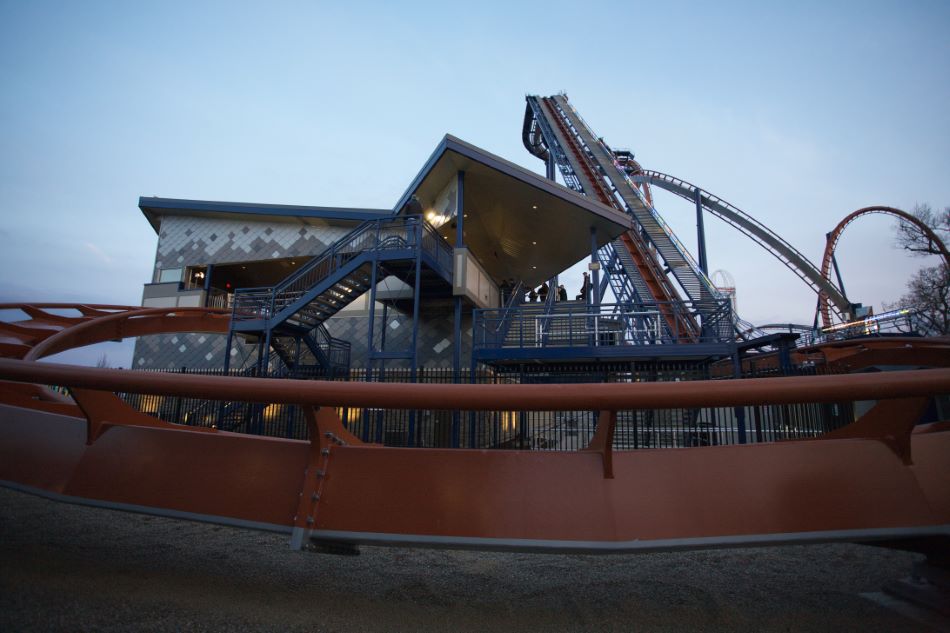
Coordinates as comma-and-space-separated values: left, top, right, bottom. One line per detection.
1, 358, 947, 452
474, 300, 733, 350
232, 215, 451, 323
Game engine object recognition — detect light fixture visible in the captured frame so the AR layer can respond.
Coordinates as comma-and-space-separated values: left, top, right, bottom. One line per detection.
532, 241, 537, 245
532, 205, 537, 210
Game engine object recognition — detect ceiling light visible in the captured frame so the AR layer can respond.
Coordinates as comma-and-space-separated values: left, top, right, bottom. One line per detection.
532, 241, 537, 245
532, 205, 537, 209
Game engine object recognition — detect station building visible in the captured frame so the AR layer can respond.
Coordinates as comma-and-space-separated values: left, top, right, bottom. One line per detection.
131, 135, 679, 378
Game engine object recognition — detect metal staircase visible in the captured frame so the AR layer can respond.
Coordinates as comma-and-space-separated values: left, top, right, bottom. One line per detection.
228, 214, 453, 376
269, 326, 350, 378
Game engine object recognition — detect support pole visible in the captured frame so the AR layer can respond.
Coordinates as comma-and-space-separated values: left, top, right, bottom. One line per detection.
731, 344, 748, 444
453, 171, 465, 447
695, 188, 709, 275
363, 253, 379, 433
546, 155, 556, 181
831, 253, 847, 298
222, 329, 234, 373
590, 227, 600, 307
408, 217, 423, 446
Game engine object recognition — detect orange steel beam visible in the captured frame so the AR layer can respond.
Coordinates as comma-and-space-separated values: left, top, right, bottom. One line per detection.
1, 389, 947, 553
1, 304, 949, 553
0, 358, 947, 410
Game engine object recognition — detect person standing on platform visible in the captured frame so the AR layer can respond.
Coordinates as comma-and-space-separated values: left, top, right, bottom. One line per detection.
538, 282, 549, 303
499, 278, 511, 305
558, 284, 568, 301
577, 272, 591, 302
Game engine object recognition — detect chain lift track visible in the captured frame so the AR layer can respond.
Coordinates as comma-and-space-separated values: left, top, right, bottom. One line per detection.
523, 94, 866, 331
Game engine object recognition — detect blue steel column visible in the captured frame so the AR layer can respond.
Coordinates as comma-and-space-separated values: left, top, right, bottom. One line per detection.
408, 217, 423, 446
590, 227, 600, 306
453, 172, 464, 448
731, 344, 748, 444
363, 245, 379, 433
694, 188, 709, 275
546, 155, 556, 181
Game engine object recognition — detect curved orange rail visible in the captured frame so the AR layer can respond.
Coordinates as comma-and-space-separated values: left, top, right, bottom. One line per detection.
1, 303, 949, 553
819, 207, 950, 328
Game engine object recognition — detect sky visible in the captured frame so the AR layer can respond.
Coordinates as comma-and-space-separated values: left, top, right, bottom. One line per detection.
1, 0, 948, 367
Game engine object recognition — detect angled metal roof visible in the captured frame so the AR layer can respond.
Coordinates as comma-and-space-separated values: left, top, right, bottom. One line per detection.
394, 135, 633, 287
138, 197, 391, 234
137, 136, 632, 288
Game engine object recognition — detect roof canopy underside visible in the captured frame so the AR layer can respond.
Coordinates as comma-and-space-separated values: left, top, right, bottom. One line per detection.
401, 136, 632, 287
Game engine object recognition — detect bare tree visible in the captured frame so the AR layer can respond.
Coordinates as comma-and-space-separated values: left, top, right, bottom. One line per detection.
893, 204, 950, 335
895, 203, 950, 256
95, 353, 110, 368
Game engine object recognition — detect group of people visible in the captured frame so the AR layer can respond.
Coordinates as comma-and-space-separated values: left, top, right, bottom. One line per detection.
526, 282, 567, 303
500, 272, 592, 305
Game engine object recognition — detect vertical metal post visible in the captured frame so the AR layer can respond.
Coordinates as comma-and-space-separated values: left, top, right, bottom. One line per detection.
590, 226, 600, 306
731, 344, 747, 444
203, 264, 214, 307
363, 259, 378, 432
831, 251, 847, 297
453, 171, 465, 384
293, 337, 301, 378
546, 155, 556, 181
375, 303, 389, 444
366, 254, 379, 370
261, 328, 272, 377
222, 329, 234, 373
453, 172, 465, 447
408, 218, 423, 446
694, 188, 709, 275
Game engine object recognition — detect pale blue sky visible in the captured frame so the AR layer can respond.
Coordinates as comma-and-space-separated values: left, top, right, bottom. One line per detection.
2, 1, 948, 365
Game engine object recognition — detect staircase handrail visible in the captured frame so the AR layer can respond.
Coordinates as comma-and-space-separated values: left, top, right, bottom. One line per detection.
233, 215, 424, 321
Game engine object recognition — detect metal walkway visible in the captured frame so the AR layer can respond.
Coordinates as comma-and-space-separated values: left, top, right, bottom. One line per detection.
228, 215, 453, 375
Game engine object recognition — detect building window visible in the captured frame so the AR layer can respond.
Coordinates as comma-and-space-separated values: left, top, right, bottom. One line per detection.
158, 268, 183, 284
185, 266, 207, 290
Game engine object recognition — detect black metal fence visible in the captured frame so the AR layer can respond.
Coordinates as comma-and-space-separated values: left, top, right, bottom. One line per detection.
115, 361, 854, 450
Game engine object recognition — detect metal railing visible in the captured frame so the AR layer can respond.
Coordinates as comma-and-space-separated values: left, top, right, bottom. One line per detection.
314, 323, 351, 370
474, 300, 734, 350
112, 363, 863, 449
232, 215, 451, 323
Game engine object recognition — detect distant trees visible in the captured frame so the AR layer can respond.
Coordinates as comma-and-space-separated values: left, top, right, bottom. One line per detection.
892, 204, 950, 335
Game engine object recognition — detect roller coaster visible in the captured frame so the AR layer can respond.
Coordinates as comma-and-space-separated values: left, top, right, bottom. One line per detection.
523, 94, 949, 334
0, 94, 948, 565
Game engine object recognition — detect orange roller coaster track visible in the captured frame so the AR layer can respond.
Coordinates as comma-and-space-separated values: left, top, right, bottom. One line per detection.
819, 207, 950, 329
0, 304, 948, 554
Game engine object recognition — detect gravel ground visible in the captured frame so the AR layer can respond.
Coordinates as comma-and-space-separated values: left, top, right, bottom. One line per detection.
0, 486, 939, 632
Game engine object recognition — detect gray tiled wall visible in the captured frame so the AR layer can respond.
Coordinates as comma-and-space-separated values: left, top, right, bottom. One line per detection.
134, 214, 473, 373
153, 215, 358, 275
